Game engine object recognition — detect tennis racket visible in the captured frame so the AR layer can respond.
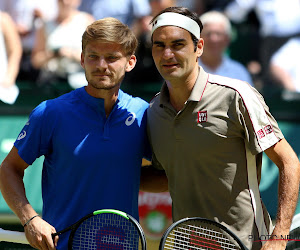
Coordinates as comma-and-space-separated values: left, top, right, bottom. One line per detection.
159, 217, 248, 250
53, 209, 147, 249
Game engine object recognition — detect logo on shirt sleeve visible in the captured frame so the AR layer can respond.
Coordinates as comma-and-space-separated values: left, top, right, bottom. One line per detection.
197, 111, 207, 123
257, 129, 265, 139
264, 125, 273, 134
17, 131, 27, 140
257, 125, 273, 139
125, 112, 136, 126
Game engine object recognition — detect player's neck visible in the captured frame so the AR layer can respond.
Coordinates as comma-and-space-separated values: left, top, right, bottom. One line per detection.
167, 67, 199, 112
103, 91, 119, 118
85, 85, 119, 117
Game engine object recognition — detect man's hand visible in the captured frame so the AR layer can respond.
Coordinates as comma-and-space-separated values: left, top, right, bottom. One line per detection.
24, 216, 57, 250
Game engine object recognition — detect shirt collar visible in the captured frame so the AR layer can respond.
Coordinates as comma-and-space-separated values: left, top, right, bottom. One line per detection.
188, 66, 209, 101
76, 86, 123, 113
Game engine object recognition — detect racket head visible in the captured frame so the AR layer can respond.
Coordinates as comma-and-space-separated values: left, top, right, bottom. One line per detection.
159, 217, 248, 250
68, 209, 146, 250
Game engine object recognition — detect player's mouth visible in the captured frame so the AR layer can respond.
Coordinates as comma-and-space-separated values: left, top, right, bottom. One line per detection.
162, 63, 179, 69
92, 73, 110, 78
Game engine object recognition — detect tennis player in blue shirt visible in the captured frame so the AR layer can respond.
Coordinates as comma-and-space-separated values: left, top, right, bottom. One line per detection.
0, 17, 152, 249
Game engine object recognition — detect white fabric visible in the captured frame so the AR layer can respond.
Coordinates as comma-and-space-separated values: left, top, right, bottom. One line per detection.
0, 13, 7, 83
225, 0, 300, 37
0, 0, 57, 50
0, 12, 19, 105
246, 148, 269, 246
44, 13, 89, 88
198, 56, 254, 86
270, 37, 300, 92
0, 85, 19, 105
151, 12, 200, 39
78, 0, 151, 26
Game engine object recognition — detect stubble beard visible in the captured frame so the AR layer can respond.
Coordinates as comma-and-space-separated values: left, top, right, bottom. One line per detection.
86, 74, 124, 91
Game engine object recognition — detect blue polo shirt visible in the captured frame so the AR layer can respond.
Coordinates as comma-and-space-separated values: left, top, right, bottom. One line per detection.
14, 87, 151, 249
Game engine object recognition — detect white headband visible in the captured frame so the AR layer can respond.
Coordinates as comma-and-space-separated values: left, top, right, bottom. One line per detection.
151, 12, 201, 39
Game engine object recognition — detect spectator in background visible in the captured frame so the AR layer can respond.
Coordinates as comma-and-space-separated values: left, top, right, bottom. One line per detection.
0, 0, 58, 82
176, 0, 232, 14
31, 0, 94, 89
0, 11, 22, 105
269, 37, 300, 93
224, 0, 300, 85
124, 0, 177, 88
198, 11, 253, 86
78, 0, 151, 28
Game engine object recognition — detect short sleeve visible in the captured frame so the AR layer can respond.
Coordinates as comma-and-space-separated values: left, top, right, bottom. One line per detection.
237, 86, 284, 154
14, 101, 55, 165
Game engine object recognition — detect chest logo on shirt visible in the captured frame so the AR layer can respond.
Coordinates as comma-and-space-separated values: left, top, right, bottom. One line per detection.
17, 131, 27, 140
197, 111, 207, 123
125, 112, 136, 126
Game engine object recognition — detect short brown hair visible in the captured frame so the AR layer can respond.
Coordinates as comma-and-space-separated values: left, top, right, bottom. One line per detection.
82, 17, 138, 56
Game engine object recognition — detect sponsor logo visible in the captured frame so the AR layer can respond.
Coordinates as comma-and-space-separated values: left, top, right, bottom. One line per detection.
197, 111, 207, 123
17, 131, 27, 140
264, 125, 273, 135
257, 129, 265, 139
125, 112, 136, 126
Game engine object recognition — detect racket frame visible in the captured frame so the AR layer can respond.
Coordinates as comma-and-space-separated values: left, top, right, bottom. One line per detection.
159, 217, 248, 250
53, 209, 147, 250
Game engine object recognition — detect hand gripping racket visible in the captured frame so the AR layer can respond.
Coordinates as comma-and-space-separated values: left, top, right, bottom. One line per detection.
159, 217, 248, 250
53, 209, 147, 250
0, 209, 146, 250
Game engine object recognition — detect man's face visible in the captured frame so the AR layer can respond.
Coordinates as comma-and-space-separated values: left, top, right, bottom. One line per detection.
152, 26, 203, 83
201, 22, 229, 57
81, 41, 136, 93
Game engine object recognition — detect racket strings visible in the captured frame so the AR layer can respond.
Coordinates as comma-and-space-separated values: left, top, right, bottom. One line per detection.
72, 213, 142, 249
164, 223, 240, 250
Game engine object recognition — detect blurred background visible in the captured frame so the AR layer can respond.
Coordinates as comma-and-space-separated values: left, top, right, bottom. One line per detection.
0, 0, 300, 249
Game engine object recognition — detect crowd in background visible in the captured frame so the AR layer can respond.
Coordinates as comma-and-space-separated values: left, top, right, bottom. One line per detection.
0, 0, 300, 105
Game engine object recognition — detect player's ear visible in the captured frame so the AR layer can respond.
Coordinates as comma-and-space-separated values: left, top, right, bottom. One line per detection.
80, 52, 85, 69
125, 55, 137, 72
196, 38, 204, 59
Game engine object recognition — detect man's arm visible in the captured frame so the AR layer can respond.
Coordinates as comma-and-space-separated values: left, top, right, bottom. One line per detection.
1, 12, 22, 88
262, 138, 300, 249
0, 146, 57, 249
269, 63, 296, 92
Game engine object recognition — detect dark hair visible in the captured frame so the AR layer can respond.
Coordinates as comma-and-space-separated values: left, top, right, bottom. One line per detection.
150, 6, 203, 51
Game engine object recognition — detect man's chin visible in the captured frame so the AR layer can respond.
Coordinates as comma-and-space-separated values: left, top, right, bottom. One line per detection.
89, 81, 120, 91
